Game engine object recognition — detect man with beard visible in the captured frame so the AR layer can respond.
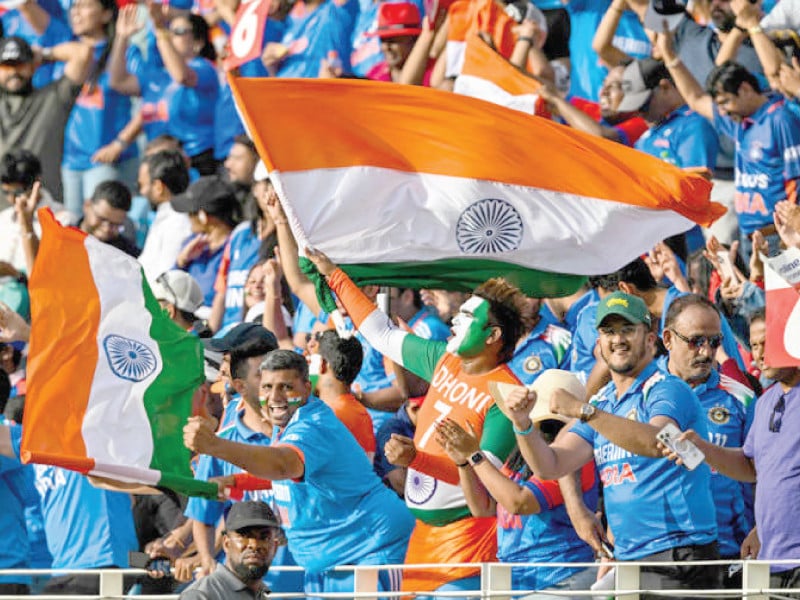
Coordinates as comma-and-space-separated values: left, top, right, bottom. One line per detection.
663, 309, 800, 593
222, 136, 258, 206
180, 501, 281, 600
502, 291, 720, 596
0, 36, 92, 202
660, 294, 752, 587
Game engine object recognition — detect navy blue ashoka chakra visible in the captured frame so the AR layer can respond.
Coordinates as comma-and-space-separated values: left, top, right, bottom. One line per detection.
103, 335, 157, 382
456, 199, 524, 254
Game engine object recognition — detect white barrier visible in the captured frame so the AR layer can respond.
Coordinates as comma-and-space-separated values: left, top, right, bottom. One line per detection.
0, 559, 796, 600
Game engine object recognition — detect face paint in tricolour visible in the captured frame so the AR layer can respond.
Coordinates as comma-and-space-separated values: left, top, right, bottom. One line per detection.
446, 296, 492, 357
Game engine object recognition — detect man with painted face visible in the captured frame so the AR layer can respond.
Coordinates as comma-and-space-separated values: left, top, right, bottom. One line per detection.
304, 248, 526, 599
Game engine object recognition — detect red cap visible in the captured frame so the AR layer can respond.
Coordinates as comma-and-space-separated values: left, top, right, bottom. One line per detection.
370, 2, 423, 39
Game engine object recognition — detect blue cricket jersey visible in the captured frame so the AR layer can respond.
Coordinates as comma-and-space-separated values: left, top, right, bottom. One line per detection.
0, 423, 32, 584
62, 42, 139, 171
656, 359, 752, 557
271, 397, 414, 573
498, 461, 597, 591
635, 105, 719, 172
714, 94, 800, 235
184, 409, 304, 593
570, 362, 718, 560
277, 0, 355, 78
509, 319, 572, 386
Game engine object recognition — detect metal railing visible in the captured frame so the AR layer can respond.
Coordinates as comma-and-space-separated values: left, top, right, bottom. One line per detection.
0, 558, 798, 600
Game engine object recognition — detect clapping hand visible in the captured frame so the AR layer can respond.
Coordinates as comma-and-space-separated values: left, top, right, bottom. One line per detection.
434, 418, 480, 465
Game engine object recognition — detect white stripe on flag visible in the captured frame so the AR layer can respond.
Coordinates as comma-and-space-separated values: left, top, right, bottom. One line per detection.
82, 237, 160, 467
90, 463, 162, 486
446, 40, 466, 78
454, 74, 538, 113
277, 166, 695, 275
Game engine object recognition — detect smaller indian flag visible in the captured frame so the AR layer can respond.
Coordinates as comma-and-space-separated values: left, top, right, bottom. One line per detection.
764, 248, 800, 367
21, 209, 217, 498
454, 34, 549, 116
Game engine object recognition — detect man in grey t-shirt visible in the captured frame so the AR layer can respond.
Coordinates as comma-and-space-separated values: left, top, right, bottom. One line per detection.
180, 501, 282, 600
0, 36, 92, 202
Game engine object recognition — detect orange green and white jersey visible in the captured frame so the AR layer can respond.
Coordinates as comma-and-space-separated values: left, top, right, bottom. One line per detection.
327, 268, 519, 525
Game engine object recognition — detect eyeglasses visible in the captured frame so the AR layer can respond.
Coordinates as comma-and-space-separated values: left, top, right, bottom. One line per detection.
769, 394, 785, 433
91, 208, 126, 233
669, 329, 723, 350
170, 26, 192, 36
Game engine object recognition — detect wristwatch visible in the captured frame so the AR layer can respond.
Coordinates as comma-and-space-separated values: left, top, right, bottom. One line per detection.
468, 451, 485, 467
579, 403, 597, 423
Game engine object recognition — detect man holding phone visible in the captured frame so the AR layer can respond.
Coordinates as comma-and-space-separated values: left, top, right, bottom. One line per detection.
500, 291, 720, 596
661, 294, 753, 586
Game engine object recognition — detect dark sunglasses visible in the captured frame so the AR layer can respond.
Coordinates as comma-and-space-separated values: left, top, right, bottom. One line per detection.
170, 26, 192, 36
769, 395, 785, 433
669, 329, 723, 351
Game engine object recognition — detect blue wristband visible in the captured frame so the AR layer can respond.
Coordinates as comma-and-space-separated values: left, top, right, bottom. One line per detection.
513, 422, 534, 435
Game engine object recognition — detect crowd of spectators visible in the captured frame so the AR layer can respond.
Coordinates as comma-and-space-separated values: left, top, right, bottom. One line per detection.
0, 0, 800, 596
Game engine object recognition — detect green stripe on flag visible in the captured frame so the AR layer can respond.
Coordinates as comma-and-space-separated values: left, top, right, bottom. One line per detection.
141, 280, 216, 499
341, 259, 587, 298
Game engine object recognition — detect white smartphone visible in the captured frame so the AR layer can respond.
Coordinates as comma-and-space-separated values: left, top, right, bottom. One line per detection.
656, 423, 705, 471
716, 250, 736, 282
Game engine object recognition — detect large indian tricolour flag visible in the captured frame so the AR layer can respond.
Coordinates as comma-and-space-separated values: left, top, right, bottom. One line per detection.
230, 77, 725, 297
21, 209, 217, 498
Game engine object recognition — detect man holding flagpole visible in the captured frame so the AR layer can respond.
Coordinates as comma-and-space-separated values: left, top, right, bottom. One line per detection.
303, 248, 563, 598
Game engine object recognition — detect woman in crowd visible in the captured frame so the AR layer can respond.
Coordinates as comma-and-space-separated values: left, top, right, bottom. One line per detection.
60, 0, 140, 215
109, 3, 219, 175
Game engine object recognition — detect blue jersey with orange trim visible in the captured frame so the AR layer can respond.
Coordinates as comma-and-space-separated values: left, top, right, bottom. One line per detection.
570, 361, 717, 560
62, 42, 139, 170
635, 105, 719, 173
277, 0, 354, 78
217, 221, 263, 330
498, 460, 597, 590
509, 318, 572, 385
714, 94, 800, 234
569, 294, 600, 383
656, 359, 752, 557
270, 397, 414, 573
137, 57, 219, 156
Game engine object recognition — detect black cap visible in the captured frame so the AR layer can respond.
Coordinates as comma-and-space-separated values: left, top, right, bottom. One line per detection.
225, 501, 281, 531
0, 37, 34, 65
171, 176, 237, 219
204, 323, 278, 353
